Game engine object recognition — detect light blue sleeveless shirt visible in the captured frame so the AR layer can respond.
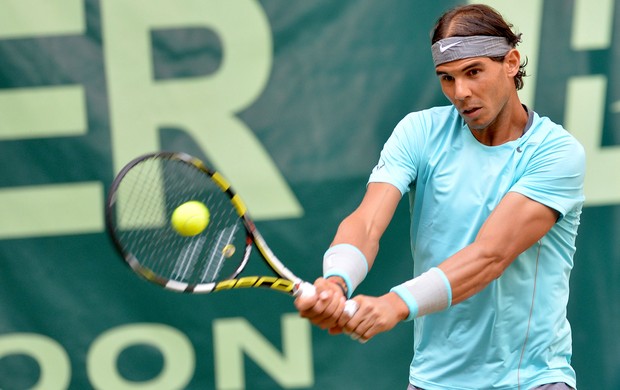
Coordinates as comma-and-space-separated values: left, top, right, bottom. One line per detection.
369, 105, 585, 389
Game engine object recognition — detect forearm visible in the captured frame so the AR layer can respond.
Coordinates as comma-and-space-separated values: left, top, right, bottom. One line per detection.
329, 182, 401, 270
437, 241, 511, 305
439, 193, 558, 304
389, 239, 513, 322
395, 192, 558, 314
330, 214, 380, 268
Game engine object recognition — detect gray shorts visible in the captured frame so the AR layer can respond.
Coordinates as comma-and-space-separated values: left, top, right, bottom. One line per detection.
408, 382, 574, 390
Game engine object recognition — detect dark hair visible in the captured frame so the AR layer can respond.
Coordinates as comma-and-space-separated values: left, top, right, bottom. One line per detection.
430, 4, 527, 90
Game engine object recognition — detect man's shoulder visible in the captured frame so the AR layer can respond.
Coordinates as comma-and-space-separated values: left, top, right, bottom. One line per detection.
530, 111, 584, 149
413, 105, 458, 118
526, 111, 586, 169
399, 105, 460, 130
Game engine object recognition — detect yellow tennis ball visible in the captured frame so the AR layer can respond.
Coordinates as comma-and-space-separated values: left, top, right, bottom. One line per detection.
171, 201, 210, 236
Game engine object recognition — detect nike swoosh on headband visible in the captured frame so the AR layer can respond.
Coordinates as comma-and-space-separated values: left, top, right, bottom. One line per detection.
431, 36, 513, 66
439, 41, 462, 52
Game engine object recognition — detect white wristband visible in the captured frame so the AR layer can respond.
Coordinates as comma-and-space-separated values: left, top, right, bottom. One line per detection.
390, 267, 452, 321
323, 243, 368, 298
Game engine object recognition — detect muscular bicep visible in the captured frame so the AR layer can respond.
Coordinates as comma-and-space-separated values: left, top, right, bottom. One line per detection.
439, 191, 558, 304
331, 182, 402, 268
476, 191, 558, 259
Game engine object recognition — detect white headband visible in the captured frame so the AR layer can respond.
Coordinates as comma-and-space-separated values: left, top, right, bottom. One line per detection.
431, 36, 513, 66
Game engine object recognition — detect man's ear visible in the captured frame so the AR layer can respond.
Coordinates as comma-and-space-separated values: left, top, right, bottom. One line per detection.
505, 49, 521, 77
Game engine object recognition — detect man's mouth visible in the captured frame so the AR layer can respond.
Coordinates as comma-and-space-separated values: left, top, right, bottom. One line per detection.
461, 107, 481, 116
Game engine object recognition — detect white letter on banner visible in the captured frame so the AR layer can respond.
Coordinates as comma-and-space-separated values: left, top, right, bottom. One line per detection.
86, 323, 194, 390
0, 0, 104, 239
101, 0, 302, 222
213, 313, 314, 389
478, 0, 620, 206
565, 77, 620, 206
0, 333, 71, 390
565, 0, 620, 206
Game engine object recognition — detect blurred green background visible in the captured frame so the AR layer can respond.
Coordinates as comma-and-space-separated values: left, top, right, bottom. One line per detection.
0, 1, 618, 389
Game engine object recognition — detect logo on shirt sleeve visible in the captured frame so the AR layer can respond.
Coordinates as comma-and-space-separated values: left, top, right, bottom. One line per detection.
372, 159, 386, 173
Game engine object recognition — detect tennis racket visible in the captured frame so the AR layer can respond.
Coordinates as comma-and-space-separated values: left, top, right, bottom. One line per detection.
105, 151, 358, 315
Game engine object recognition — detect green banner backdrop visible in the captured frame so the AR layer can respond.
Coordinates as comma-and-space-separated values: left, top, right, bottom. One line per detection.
0, 1, 618, 389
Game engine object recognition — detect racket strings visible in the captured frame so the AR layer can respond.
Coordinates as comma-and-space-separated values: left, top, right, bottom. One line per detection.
111, 156, 248, 286
200, 224, 239, 281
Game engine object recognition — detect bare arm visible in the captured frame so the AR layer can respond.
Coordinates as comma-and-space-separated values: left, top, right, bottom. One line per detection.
294, 182, 402, 329
344, 191, 559, 341
330, 182, 402, 269
438, 191, 558, 304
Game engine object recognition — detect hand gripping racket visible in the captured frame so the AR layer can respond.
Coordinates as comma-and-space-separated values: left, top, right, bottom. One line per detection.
105, 151, 358, 316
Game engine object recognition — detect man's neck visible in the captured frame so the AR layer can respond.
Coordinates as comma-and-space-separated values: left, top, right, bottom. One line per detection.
469, 98, 528, 146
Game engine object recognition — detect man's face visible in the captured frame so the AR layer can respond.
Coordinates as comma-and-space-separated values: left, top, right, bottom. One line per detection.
435, 54, 517, 131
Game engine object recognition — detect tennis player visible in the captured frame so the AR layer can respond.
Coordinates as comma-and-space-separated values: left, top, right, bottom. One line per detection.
295, 4, 584, 390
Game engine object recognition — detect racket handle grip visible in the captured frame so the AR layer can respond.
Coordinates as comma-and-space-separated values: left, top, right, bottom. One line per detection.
343, 299, 359, 317
297, 281, 359, 317
297, 281, 317, 297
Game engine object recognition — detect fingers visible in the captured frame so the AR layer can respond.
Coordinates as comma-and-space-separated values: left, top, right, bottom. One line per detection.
344, 312, 375, 343
339, 299, 369, 343
294, 289, 319, 311
345, 312, 374, 343
295, 278, 348, 330
339, 294, 402, 343
296, 283, 403, 343
311, 291, 346, 329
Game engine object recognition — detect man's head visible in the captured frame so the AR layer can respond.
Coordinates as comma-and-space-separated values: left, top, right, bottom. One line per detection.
430, 4, 526, 90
